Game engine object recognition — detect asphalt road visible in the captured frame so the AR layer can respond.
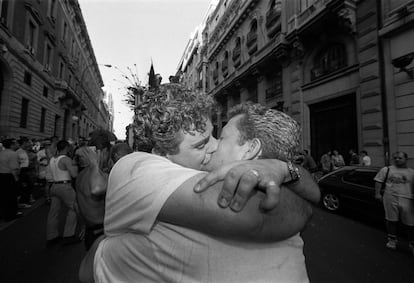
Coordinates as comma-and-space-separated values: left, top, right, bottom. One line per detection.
1, 199, 413, 283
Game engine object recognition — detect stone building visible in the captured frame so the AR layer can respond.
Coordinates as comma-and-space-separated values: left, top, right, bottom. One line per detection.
0, 0, 110, 142
178, 0, 414, 167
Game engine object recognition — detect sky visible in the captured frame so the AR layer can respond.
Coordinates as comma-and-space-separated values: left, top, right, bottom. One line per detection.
78, 0, 212, 139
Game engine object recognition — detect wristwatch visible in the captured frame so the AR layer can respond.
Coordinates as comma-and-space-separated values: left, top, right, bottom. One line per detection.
285, 161, 301, 184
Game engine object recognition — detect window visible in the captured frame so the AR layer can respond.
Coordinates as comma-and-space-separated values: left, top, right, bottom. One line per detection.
0, 0, 9, 25
20, 97, 29, 128
299, 0, 316, 12
71, 39, 75, 58
343, 170, 377, 188
58, 61, 65, 79
311, 43, 347, 80
62, 21, 67, 44
24, 71, 32, 85
43, 86, 48, 97
26, 19, 38, 54
44, 42, 53, 70
40, 107, 46, 132
47, 0, 57, 19
54, 114, 60, 136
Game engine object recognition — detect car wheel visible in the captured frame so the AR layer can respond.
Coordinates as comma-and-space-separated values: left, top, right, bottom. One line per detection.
322, 193, 340, 211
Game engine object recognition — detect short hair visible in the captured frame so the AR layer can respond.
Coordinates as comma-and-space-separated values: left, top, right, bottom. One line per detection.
56, 140, 69, 152
360, 150, 368, 155
2, 138, 16, 148
135, 83, 216, 155
228, 102, 301, 161
110, 143, 133, 163
393, 151, 408, 159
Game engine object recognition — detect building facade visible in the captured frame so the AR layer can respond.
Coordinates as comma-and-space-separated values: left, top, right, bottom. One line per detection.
178, 0, 414, 167
0, 0, 110, 142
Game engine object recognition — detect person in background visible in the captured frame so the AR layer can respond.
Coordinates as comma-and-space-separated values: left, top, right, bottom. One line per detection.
302, 149, 318, 173
374, 151, 414, 255
360, 150, 371, 166
45, 136, 58, 160
76, 140, 132, 251
16, 137, 34, 208
349, 149, 360, 165
0, 138, 22, 221
320, 150, 332, 174
331, 149, 345, 170
46, 140, 79, 246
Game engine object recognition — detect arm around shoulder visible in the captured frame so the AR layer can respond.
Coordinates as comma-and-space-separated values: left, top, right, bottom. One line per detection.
159, 174, 312, 242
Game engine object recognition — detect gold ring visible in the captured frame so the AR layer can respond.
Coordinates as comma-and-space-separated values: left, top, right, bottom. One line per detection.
250, 169, 260, 178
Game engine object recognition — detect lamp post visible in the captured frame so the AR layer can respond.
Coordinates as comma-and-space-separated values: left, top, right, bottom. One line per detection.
76, 63, 113, 141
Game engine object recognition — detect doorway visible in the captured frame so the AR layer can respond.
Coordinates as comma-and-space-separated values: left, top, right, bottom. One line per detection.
310, 93, 358, 165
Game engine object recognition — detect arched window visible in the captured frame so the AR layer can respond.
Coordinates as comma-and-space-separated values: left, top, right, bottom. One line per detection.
232, 37, 241, 63
246, 19, 258, 54
311, 43, 347, 80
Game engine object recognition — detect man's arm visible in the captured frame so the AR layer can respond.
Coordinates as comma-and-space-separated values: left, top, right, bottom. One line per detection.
158, 173, 312, 242
195, 159, 320, 212
61, 156, 78, 178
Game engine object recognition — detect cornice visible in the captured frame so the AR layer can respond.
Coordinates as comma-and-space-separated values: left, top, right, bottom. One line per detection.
208, 0, 260, 61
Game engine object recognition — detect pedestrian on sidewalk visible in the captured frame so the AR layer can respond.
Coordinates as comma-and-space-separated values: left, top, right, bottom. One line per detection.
320, 150, 332, 175
349, 149, 360, 165
0, 138, 22, 221
76, 142, 131, 251
360, 150, 371, 166
374, 151, 414, 255
46, 140, 79, 246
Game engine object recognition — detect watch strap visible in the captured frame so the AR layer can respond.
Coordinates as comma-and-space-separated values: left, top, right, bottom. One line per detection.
285, 160, 301, 184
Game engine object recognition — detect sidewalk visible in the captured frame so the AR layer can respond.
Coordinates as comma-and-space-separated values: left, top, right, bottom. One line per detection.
0, 196, 46, 232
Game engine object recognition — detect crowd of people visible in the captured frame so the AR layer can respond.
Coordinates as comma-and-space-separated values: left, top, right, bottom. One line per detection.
0, 133, 133, 246
1, 83, 413, 282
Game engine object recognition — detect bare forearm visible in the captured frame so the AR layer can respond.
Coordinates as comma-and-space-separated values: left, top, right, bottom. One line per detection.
161, 176, 312, 242
286, 165, 320, 204
259, 187, 312, 242
375, 182, 382, 196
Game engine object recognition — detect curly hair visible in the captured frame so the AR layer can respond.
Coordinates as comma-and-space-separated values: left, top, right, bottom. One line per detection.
228, 102, 301, 161
134, 83, 216, 155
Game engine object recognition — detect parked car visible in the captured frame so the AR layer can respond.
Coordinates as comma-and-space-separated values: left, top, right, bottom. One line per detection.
317, 166, 385, 222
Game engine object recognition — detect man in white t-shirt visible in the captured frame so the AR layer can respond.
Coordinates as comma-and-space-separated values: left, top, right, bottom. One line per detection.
93, 84, 319, 283
360, 150, 371, 166
374, 151, 414, 255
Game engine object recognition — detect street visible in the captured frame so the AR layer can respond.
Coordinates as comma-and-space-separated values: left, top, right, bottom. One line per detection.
1, 198, 413, 283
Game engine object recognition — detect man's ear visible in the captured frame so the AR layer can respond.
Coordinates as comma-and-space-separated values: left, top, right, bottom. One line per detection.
242, 138, 262, 160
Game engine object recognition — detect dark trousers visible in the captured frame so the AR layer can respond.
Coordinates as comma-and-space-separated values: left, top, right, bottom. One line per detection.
0, 173, 18, 221
84, 224, 104, 250
19, 167, 35, 204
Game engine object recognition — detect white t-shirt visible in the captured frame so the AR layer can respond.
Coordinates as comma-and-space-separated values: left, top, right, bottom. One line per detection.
374, 165, 414, 199
361, 156, 371, 166
94, 152, 308, 283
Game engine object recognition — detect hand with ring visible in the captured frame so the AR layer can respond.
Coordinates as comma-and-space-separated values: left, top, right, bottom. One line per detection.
194, 159, 289, 212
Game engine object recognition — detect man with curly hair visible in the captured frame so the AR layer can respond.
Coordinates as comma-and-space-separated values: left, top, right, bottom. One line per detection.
93, 84, 319, 282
